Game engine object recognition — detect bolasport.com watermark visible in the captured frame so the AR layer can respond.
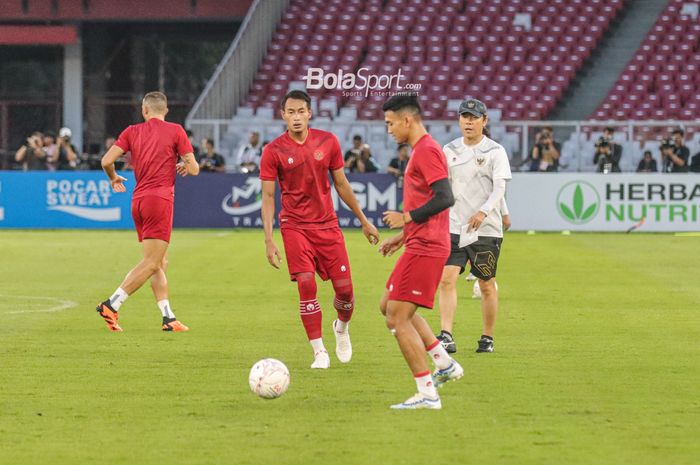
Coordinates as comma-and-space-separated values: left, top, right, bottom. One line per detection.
303, 67, 421, 97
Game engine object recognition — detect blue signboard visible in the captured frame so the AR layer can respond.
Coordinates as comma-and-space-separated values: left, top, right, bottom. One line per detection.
174, 173, 402, 228
0, 171, 134, 229
0, 172, 401, 229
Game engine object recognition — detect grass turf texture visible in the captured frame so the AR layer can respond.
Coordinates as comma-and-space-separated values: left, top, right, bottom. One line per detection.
0, 230, 698, 465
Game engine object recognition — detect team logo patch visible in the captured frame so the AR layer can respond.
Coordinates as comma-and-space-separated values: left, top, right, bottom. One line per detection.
287, 157, 294, 164
476, 156, 486, 166
467, 101, 475, 108
340, 265, 347, 272
314, 150, 324, 160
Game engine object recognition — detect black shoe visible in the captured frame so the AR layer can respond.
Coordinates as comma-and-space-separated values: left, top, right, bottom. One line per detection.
476, 336, 494, 353
436, 331, 457, 354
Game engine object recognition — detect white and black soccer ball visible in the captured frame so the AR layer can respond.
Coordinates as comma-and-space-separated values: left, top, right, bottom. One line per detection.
249, 358, 290, 399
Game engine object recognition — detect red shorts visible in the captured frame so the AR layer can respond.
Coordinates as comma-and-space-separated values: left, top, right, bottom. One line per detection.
281, 226, 351, 282
131, 196, 174, 243
386, 252, 447, 309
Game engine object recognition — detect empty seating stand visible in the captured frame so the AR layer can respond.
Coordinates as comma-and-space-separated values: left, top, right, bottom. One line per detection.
243, 0, 623, 120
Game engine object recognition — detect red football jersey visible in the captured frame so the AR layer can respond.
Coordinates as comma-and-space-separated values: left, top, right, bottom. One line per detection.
114, 118, 193, 200
403, 134, 450, 257
259, 128, 344, 229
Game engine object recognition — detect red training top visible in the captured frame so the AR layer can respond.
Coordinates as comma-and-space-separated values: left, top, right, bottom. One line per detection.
114, 118, 193, 200
403, 134, 450, 258
259, 128, 344, 229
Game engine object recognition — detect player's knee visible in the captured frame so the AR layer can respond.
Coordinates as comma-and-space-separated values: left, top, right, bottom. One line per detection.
144, 258, 161, 274
479, 279, 496, 296
296, 272, 317, 299
160, 256, 168, 271
440, 275, 457, 291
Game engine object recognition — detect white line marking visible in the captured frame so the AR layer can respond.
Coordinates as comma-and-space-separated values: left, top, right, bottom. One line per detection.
0, 294, 78, 314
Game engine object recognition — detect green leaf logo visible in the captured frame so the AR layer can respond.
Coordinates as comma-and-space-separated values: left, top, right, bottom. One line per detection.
556, 181, 600, 224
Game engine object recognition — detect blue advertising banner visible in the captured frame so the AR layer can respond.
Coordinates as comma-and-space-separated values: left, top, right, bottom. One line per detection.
174, 173, 402, 228
0, 171, 135, 229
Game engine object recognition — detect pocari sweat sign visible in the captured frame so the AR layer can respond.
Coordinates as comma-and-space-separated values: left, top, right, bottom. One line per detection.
0, 172, 134, 229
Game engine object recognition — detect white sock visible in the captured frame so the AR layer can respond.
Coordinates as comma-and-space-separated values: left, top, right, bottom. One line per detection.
109, 287, 129, 311
415, 372, 438, 398
310, 338, 326, 354
157, 299, 176, 319
335, 319, 348, 332
427, 340, 452, 370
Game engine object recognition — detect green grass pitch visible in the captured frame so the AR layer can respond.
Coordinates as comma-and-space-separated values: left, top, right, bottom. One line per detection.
0, 229, 698, 465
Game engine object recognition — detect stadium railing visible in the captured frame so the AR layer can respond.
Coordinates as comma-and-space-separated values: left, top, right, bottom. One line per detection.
185, 0, 289, 124
184, 118, 700, 174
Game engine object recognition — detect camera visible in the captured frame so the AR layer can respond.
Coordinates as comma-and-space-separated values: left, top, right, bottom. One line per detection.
659, 139, 674, 152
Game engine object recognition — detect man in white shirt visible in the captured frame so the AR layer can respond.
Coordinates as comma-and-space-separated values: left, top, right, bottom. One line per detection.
436, 98, 512, 354
235, 131, 262, 173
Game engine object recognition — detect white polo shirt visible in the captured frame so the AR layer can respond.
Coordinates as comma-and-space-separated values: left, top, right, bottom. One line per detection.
443, 135, 512, 238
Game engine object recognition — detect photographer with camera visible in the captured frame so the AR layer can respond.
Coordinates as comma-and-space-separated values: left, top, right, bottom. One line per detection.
662, 129, 689, 173
529, 127, 560, 172
593, 127, 622, 173
15, 131, 46, 170
48, 127, 78, 170
199, 138, 226, 173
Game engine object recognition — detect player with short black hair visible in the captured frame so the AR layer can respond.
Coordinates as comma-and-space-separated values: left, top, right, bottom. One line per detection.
379, 94, 463, 410
260, 90, 379, 369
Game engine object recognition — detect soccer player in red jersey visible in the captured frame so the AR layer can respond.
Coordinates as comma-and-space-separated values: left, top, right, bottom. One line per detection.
260, 90, 379, 369
95, 91, 199, 332
379, 94, 463, 409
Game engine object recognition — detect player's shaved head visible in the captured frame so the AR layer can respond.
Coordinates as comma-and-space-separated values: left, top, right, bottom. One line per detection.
142, 91, 168, 114
382, 93, 422, 119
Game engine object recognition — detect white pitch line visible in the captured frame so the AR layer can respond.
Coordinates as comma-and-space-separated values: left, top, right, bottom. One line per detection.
0, 294, 78, 314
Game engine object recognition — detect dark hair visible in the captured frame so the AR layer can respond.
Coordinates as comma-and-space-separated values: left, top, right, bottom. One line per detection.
643, 150, 652, 157
44, 130, 56, 138
353, 134, 362, 141
672, 128, 684, 136
186, 129, 194, 137
398, 143, 410, 151
483, 126, 491, 137
281, 90, 311, 110
205, 138, 215, 147
382, 93, 422, 115
604, 126, 615, 133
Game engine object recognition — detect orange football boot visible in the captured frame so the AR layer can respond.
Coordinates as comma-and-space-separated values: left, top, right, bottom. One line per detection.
96, 301, 123, 332
162, 319, 189, 332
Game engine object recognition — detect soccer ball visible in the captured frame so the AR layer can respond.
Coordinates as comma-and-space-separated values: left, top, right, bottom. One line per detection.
472, 280, 498, 299
249, 358, 290, 399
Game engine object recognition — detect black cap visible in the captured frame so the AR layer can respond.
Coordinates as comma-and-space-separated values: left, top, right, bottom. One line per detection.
458, 98, 487, 117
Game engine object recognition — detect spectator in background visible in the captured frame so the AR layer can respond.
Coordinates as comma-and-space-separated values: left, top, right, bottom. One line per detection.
42, 131, 57, 164
356, 143, 380, 173
199, 138, 226, 172
593, 127, 622, 173
344, 134, 363, 171
689, 150, 700, 173
663, 128, 689, 173
186, 129, 200, 160
48, 127, 78, 170
661, 133, 688, 173
387, 143, 410, 178
236, 131, 262, 173
529, 127, 560, 172
15, 131, 46, 170
636, 150, 658, 173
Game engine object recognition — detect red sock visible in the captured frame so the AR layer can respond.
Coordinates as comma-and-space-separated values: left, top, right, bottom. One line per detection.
297, 273, 322, 340
332, 277, 354, 322
299, 300, 322, 340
